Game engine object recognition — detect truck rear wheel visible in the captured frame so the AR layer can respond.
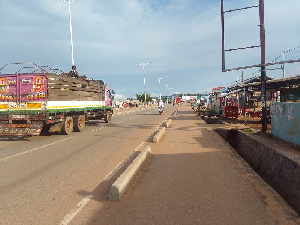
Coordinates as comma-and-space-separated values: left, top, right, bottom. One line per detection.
73, 115, 85, 132
61, 117, 73, 135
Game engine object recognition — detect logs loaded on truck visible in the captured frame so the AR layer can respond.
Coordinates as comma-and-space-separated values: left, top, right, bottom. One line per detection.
0, 65, 114, 136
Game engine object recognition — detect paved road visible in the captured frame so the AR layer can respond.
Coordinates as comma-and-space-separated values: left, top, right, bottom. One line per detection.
1, 104, 299, 225
84, 104, 299, 225
0, 104, 177, 224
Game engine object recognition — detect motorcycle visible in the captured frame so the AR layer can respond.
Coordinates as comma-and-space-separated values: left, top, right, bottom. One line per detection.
158, 106, 164, 115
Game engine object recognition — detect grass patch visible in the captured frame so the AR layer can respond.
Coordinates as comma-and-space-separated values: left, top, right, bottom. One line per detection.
242, 128, 253, 133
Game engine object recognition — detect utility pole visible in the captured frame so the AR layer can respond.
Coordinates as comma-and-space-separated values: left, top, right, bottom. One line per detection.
259, 0, 267, 132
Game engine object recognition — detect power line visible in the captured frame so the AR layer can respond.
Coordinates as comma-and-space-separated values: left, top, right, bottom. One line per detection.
271, 45, 300, 62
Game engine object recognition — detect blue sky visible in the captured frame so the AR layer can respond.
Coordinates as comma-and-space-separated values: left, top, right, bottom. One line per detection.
1, 0, 299, 99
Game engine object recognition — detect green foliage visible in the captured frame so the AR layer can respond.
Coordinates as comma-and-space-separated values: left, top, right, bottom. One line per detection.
136, 93, 152, 102
243, 128, 253, 133
162, 97, 168, 103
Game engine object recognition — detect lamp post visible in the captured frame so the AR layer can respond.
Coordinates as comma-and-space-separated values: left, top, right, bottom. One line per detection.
169, 87, 174, 103
61, 0, 75, 69
282, 50, 285, 78
137, 62, 151, 104
155, 77, 163, 100
165, 85, 168, 103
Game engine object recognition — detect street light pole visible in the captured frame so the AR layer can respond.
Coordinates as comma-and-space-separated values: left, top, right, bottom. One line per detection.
169, 87, 174, 102
165, 85, 168, 103
61, 0, 75, 68
282, 50, 285, 78
137, 62, 151, 104
155, 77, 163, 100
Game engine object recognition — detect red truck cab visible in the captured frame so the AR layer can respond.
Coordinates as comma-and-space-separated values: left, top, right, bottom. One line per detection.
175, 97, 181, 104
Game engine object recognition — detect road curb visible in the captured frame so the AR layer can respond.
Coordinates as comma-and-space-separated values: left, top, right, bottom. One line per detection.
153, 127, 166, 143
109, 145, 151, 201
108, 111, 174, 201
170, 109, 178, 119
164, 119, 172, 128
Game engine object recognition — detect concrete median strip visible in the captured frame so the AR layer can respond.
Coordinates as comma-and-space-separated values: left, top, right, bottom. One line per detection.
109, 114, 172, 201
109, 145, 151, 201
164, 119, 172, 128
153, 127, 166, 143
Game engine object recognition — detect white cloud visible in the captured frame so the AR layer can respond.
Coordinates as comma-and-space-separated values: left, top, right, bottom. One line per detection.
114, 94, 128, 100
0, 0, 299, 98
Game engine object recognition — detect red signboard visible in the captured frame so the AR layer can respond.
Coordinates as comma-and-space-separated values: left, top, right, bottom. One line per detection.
224, 106, 238, 118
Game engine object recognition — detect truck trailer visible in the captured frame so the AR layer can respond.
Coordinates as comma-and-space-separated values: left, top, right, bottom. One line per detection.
0, 71, 114, 137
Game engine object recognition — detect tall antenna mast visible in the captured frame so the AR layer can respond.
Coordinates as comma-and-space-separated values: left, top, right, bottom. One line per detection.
61, 0, 75, 69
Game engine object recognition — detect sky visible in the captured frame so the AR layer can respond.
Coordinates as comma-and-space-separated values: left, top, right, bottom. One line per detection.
1, 0, 299, 100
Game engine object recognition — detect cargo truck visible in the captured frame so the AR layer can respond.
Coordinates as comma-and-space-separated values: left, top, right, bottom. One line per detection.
0, 69, 114, 137
175, 97, 181, 104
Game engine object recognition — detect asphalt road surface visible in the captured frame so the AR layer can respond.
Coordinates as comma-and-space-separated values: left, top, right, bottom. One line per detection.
0, 104, 175, 224
1, 104, 299, 225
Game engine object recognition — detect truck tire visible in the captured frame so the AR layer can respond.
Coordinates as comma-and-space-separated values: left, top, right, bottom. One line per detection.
104, 111, 111, 123
73, 115, 85, 132
61, 117, 73, 135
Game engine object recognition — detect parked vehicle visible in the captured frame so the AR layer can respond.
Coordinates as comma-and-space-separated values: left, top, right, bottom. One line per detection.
252, 108, 271, 121
175, 97, 181, 104
0, 66, 114, 137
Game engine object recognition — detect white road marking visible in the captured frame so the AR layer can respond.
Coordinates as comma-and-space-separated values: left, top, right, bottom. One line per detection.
59, 195, 93, 225
0, 137, 74, 162
92, 127, 104, 132
59, 108, 159, 223
60, 137, 141, 224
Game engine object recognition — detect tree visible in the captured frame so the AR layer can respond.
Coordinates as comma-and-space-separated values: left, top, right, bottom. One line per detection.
162, 96, 168, 103
136, 93, 152, 103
